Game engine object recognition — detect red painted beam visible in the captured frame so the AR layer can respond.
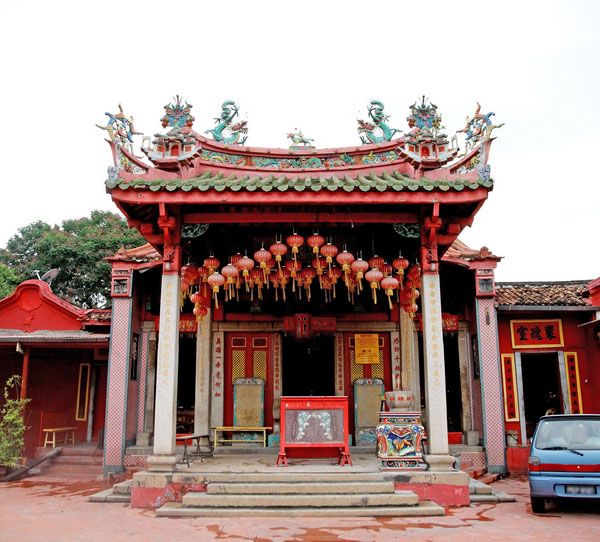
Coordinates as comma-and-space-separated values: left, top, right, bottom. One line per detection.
109, 187, 490, 206
183, 211, 418, 224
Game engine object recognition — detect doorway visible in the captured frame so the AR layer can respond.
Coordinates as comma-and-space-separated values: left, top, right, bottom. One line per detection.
282, 336, 335, 396
520, 352, 563, 439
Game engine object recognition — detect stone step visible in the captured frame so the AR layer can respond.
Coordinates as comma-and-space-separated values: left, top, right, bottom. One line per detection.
58, 446, 101, 457
53, 455, 103, 466
182, 490, 418, 508
469, 478, 493, 495
207, 480, 394, 495
171, 471, 385, 484
157, 500, 445, 518
113, 480, 133, 495
44, 464, 103, 475
88, 489, 131, 503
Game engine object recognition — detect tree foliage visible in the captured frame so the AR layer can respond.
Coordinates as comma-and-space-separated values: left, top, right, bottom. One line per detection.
0, 264, 22, 299
0, 211, 145, 308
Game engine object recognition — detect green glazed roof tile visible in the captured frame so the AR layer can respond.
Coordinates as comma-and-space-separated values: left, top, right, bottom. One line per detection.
106, 170, 494, 195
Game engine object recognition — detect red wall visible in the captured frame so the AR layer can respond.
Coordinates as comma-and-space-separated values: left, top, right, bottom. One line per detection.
498, 311, 600, 444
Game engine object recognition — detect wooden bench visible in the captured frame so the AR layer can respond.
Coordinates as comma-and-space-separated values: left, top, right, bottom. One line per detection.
176, 433, 212, 467
42, 427, 76, 448
213, 426, 271, 448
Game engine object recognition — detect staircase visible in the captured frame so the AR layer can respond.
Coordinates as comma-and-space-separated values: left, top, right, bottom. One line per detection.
155, 472, 445, 517
39, 444, 103, 479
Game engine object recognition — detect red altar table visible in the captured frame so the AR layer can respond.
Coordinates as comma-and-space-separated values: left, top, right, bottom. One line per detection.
276, 396, 352, 466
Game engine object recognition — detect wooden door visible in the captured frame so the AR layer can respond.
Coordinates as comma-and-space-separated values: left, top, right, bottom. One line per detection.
224, 333, 272, 429
343, 332, 391, 438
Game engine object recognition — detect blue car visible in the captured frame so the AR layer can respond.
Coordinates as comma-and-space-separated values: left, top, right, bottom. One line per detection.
528, 414, 600, 513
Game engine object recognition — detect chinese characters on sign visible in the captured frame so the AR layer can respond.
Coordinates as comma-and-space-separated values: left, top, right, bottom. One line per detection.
212, 332, 224, 400
501, 354, 519, 421
335, 333, 345, 394
273, 334, 282, 395
354, 334, 380, 364
565, 352, 583, 414
510, 319, 564, 348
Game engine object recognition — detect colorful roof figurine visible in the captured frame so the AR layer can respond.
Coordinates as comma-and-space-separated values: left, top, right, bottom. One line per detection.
357, 100, 401, 144
287, 129, 315, 150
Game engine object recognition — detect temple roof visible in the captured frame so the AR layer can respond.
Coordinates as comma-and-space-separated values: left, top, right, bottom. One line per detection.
443, 239, 502, 262
495, 281, 592, 307
105, 243, 162, 263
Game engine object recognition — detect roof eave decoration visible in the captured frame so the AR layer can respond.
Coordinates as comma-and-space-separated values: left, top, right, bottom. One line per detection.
99, 98, 502, 194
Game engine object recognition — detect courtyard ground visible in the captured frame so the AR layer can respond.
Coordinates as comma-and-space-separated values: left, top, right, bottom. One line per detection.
0, 474, 598, 541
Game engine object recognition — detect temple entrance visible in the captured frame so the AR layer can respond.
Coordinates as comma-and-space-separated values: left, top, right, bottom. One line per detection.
521, 352, 563, 439
177, 336, 196, 433
282, 336, 335, 396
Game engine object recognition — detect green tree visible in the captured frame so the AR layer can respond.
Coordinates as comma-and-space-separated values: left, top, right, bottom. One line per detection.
0, 375, 30, 469
1, 211, 145, 308
0, 264, 22, 299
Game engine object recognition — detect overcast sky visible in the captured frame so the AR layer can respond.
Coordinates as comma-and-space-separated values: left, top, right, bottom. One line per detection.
1, 1, 598, 283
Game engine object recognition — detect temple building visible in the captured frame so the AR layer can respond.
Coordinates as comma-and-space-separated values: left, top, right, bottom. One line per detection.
97, 97, 507, 495
4, 95, 598, 511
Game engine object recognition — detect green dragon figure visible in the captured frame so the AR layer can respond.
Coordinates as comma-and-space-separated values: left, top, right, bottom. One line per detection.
357, 100, 401, 144
205, 100, 248, 145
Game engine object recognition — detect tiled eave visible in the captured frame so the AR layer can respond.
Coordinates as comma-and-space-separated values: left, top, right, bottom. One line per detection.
106, 171, 493, 194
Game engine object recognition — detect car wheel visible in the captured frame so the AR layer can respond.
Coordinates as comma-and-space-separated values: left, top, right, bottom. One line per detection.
531, 496, 545, 513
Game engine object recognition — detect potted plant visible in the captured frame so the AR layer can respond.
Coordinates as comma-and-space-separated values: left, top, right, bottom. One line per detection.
0, 375, 30, 476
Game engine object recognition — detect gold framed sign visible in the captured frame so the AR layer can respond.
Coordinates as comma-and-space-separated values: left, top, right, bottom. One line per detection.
354, 333, 380, 364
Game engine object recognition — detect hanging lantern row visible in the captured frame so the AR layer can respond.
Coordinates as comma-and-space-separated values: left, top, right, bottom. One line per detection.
179, 237, 421, 317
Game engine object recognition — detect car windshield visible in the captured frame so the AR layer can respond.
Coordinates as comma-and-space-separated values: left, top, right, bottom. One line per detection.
535, 418, 600, 450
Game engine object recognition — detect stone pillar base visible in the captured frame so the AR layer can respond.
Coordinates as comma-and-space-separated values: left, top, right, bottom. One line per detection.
424, 454, 456, 471
147, 455, 181, 472
464, 430, 480, 446
136, 432, 153, 447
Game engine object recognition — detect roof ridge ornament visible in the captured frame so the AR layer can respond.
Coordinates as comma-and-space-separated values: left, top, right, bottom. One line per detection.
357, 100, 402, 144
287, 129, 315, 150
457, 102, 504, 152
161, 95, 195, 128
96, 104, 146, 174
205, 100, 248, 145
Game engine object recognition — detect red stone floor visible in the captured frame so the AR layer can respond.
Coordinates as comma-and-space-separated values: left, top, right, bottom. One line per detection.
0, 474, 598, 541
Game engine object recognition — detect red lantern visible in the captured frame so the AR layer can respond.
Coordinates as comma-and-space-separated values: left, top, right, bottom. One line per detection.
406, 302, 419, 318
254, 247, 271, 268
381, 276, 399, 309
197, 265, 210, 296
221, 263, 239, 300
336, 250, 355, 286
250, 268, 265, 300
393, 256, 410, 276
203, 256, 220, 274
231, 253, 243, 267
207, 272, 225, 309
365, 268, 383, 304
320, 243, 338, 276
193, 304, 208, 321
285, 259, 302, 292
269, 241, 288, 271
300, 266, 317, 300
181, 264, 198, 284
307, 233, 325, 255
286, 233, 304, 262
351, 258, 369, 291
236, 256, 254, 291
368, 255, 384, 271
381, 263, 393, 277
190, 291, 202, 305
